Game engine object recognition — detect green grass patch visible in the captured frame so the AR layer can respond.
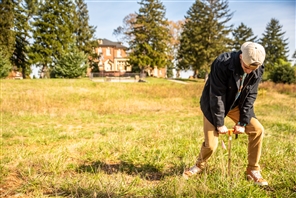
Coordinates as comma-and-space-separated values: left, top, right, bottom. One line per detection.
1, 78, 296, 197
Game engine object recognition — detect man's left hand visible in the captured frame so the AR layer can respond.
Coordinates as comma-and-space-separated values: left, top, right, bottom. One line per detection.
233, 125, 245, 134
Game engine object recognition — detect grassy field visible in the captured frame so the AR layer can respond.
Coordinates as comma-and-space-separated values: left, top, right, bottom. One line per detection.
1, 78, 296, 197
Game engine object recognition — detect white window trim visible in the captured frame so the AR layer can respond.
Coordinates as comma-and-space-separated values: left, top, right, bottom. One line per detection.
117, 49, 122, 57
106, 47, 111, 56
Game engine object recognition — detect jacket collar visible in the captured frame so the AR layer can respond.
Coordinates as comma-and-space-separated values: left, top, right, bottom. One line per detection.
234, 51, 244, 76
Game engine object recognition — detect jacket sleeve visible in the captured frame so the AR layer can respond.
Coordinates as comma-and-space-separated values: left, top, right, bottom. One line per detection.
239, 67, 264, 125
209, 54, 229, 127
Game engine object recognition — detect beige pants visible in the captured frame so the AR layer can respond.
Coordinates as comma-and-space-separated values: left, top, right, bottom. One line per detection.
196, 106, 264, 171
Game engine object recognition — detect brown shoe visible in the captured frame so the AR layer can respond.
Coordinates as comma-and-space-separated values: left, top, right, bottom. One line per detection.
183, 165, 203, 179
246, 169, 268, 186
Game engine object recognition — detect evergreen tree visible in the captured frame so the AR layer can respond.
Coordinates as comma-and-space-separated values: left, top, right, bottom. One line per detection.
74, 0, 96, 55
12, 0, 37, 78
177, 0, 233, 75
259, 18, 289, 74
0, 49, 12, 78
53, 44, 87, 78
292, 50, 296, 66
128, 0, 170, 72
231, 22, 257, 51
29, 0, 76, 73
0, 0, 15, 58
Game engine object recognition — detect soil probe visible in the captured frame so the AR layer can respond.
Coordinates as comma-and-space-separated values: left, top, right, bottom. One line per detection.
227, 129, 234, 177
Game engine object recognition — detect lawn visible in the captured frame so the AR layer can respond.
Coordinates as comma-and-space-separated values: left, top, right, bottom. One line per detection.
1, 78, 295, 197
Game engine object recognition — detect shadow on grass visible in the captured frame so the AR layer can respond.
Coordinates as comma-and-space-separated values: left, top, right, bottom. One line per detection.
76, 160, 178, 181
44, 188, 116, 198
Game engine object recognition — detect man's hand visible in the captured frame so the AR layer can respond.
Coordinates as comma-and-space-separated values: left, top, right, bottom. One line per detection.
233, 125, 245, 134
217, 125, 228, 134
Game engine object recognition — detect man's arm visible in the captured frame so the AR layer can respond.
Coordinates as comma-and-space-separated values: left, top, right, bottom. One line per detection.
239, 66, 264, 125
209, 54, 230, 128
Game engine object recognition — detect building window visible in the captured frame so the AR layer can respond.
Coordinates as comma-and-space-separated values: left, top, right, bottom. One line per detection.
98, 47, 102, 55
106, 47, 111, 56
117, 49, 121, 57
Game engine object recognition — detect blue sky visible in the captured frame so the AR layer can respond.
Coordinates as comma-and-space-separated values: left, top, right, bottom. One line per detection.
85, 0, 295, 60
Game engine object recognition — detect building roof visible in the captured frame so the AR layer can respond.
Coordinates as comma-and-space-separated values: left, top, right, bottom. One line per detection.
97, 38, 127, 49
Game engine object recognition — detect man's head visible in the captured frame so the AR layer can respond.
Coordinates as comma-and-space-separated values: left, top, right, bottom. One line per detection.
239, 42, 265, 73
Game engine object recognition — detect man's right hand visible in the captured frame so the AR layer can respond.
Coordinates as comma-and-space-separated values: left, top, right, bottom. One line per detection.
217, 125, 228, 134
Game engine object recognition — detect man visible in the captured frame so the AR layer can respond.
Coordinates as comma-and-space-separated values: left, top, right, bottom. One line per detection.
183, 42, 268, 186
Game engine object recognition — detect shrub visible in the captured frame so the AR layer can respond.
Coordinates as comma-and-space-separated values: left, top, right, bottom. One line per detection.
269, 60, 296, 84
197, 68, 208, 79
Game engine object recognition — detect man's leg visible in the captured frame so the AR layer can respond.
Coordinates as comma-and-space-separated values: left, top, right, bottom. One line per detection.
183, 116, 219, 178
227, 106, 264, 171
195, 116, 219, 169
227, 106, 268, 185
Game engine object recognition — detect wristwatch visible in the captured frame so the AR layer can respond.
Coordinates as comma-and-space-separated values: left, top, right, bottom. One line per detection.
237, 122, 246, 127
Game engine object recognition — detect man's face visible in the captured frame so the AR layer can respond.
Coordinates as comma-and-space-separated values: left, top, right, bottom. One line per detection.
239, 54, 260, 74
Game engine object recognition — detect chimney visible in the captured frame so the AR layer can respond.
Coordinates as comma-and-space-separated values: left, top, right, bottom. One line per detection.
98, 39, 103, 44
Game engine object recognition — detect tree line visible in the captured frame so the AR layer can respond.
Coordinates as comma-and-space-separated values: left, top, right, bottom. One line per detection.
0, 0, 96, 79
1, 0, 295, 83
114, 0, 295, 84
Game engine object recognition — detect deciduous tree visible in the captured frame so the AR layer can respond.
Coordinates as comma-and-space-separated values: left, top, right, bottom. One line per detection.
269, 59, 295, 84
167, 20, 184, 77
113, 13, 137, 46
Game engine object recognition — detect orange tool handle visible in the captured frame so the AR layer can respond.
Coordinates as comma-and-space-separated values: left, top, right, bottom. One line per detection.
228, 129, 234, 136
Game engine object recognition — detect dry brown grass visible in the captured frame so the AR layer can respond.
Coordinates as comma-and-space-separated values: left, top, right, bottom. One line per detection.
259, 81, 296, 96
1, 79, 202, 116
1, 78, 295, 197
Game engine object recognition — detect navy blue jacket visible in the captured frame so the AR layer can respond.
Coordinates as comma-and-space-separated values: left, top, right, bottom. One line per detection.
200, 50, 264, 127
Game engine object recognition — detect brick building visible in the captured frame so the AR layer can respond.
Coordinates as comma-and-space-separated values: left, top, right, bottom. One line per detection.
88, 38, 166, 78
88, 39, 131, 75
